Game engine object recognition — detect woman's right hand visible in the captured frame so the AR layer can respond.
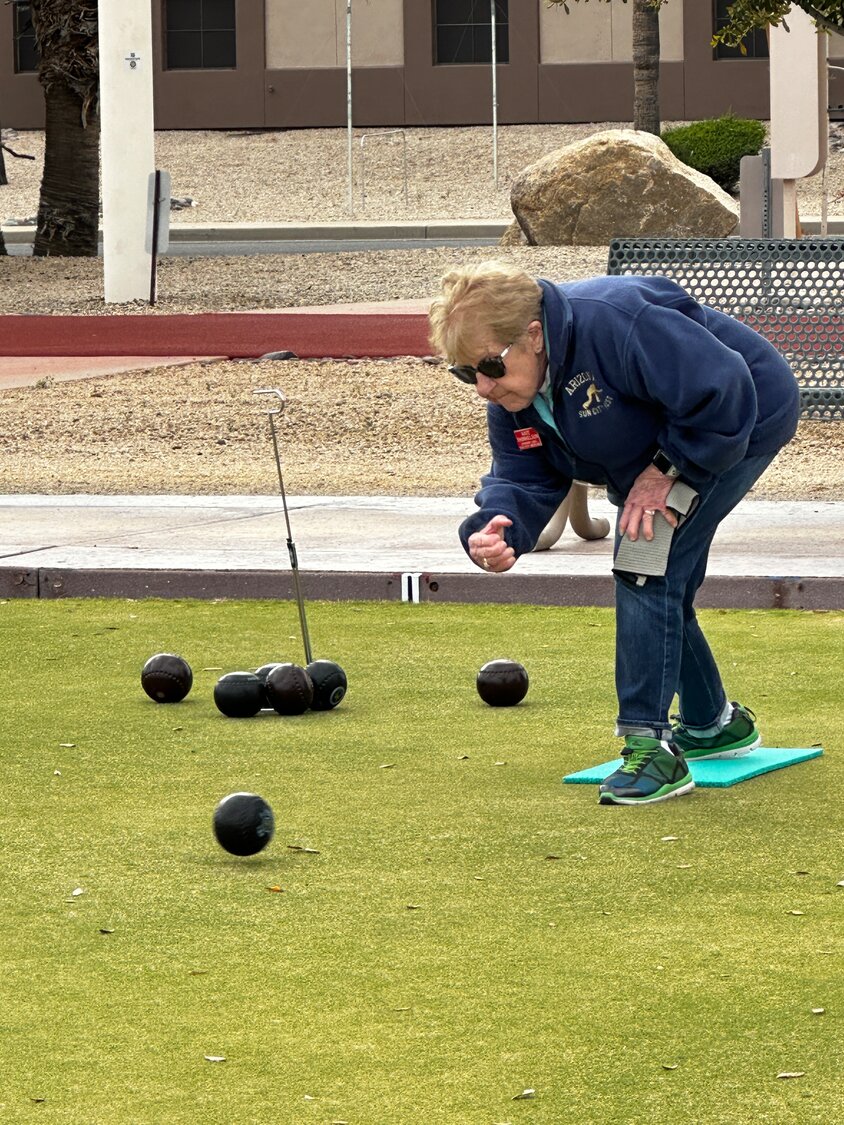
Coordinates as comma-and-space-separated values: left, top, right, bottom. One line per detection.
468, 515, 516, 573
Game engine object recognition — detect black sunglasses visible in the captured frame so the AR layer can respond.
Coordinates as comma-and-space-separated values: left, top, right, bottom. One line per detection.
449, 343, 513, 385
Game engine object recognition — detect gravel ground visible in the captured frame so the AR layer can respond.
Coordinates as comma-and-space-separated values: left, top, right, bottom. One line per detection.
3, 122, 843, 227
0, 245, 609, 315
0, 125, 842, 501
0, 354, 840, 501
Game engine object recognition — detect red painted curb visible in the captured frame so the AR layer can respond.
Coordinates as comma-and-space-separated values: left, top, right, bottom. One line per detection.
0, 310, 433, 359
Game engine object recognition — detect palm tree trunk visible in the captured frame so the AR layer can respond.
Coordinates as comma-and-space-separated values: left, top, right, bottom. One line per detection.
0, 145, 5, 250
0, 138, 8, 251
633, 0, 661, 135
33, 79, 99, 256
30, 0, 99, 258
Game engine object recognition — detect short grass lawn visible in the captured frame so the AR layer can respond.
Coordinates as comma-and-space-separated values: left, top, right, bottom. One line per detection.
1, 598, 842, 1124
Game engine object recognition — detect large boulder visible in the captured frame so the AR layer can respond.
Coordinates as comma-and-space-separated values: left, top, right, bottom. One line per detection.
510, 129, 739, 246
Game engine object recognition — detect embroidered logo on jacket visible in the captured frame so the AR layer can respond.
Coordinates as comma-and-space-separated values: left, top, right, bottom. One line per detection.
565, 371, 613, 419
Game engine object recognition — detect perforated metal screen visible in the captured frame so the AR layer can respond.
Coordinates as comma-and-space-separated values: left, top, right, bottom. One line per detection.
607, 238, 844, 420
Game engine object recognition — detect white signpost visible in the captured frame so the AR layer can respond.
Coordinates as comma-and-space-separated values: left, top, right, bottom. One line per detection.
769, 5, 829, 237
99, 2, 156, 303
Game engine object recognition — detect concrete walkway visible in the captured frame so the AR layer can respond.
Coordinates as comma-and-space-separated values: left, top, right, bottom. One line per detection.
1, 494, 841, 609
3, 217, 843, 247
0, 355, 225, 390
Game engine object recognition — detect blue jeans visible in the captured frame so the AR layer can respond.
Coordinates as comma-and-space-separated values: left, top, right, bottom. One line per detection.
613, 452, 778, 740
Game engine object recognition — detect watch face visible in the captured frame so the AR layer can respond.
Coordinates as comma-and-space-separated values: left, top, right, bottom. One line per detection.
654, 452, 679, 477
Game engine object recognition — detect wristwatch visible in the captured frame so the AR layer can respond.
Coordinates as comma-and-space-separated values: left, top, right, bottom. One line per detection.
652, 449, 681, 479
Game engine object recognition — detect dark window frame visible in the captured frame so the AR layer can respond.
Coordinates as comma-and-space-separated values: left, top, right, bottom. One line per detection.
713, 0, 769, 60
164, 0, 237, 71
13, 1, 39, 74
434, 0, 509, 66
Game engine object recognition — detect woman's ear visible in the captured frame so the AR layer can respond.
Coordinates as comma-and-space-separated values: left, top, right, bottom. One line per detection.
527, 319, 544, 353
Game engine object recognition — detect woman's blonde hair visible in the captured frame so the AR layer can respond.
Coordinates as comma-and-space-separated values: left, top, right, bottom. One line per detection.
428, 260, 542, 365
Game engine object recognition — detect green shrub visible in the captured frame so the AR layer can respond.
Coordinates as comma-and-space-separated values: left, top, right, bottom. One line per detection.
661, 113, 766, 193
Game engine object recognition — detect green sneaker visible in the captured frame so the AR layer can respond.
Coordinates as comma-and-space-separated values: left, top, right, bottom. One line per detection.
672, 703, 761, 761
598, 736, 694, 806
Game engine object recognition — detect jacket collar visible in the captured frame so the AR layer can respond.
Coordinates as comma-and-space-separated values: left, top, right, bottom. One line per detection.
537, 278, 573, 391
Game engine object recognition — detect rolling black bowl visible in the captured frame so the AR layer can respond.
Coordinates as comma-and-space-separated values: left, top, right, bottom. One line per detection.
213, 792, 275, 856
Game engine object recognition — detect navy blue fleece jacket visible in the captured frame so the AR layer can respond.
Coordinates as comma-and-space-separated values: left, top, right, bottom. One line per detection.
459, 274, 800, 559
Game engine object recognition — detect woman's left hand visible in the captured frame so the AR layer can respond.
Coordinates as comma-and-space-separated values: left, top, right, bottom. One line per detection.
620, 465, 678, 542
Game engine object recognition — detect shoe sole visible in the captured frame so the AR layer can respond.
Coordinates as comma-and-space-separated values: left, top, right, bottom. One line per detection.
598, 778, 695, 806
682, 733, 762, 761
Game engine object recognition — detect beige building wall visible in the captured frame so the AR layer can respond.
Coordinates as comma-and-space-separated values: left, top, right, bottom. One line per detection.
540, 1, 684, 64
266, 0, 403, 69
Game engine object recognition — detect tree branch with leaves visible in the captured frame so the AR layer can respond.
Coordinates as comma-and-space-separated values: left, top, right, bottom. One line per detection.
547, 1, 844, 43
712, 2, 844, 47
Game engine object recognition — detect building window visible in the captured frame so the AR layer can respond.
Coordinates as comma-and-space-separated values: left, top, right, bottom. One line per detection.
13, 2, 39, 73
165, 0, 237, 70
435, 0, 509, 65
713, 0, 769, 59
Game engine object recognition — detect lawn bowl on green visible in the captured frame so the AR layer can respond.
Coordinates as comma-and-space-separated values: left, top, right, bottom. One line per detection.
476, 658, 529, 707
254, 661, 283, 692
254, 661, 285, 712
140, 652, 193, 703
212, 792, 275, 856
563, 746, 824, 788
265, 661, 314, 715
306, 658, 348, 710
213, 670, 264, 718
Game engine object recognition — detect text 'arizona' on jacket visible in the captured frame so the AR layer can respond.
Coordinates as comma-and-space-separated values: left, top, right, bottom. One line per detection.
459, 274, 799, 560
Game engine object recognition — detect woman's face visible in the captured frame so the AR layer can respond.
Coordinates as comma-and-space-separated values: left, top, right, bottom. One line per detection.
466, 320, 546, 412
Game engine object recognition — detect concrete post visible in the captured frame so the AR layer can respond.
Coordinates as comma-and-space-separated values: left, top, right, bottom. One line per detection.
739, 153, 768, 237
99, 3, 156, 303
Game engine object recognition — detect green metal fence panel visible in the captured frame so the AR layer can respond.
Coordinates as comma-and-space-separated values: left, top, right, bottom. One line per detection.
607, 238, 844, 420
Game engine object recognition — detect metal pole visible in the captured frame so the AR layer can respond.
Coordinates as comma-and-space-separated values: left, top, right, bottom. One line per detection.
346, 0, 353, 215
149, 169, 161, 306
823, 65, 844, 237
491, 0, 498, 189
253, 388, 314, 666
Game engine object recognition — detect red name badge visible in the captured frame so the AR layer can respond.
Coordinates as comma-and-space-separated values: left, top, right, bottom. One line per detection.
514, 427, 543, 450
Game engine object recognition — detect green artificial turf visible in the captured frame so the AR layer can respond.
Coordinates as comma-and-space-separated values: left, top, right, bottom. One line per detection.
0, 597, 842, 1124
